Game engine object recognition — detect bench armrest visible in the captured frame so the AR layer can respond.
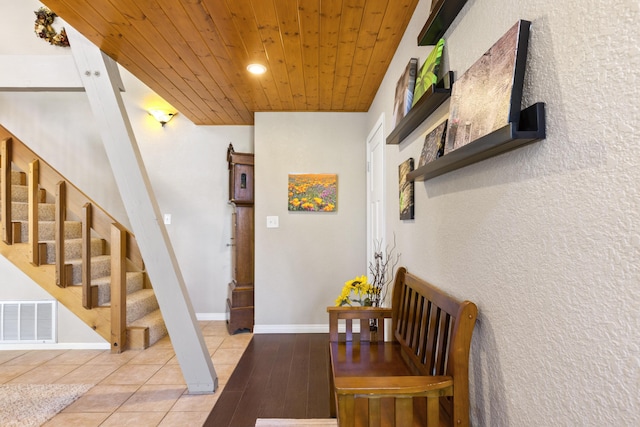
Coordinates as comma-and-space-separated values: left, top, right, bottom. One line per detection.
334, 375, 453, 397
327, 306, 393, 342
327, 306, 393, 318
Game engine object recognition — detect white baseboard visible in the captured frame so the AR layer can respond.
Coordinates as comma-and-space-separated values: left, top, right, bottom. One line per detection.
253, 324, 329, 334
195, 313, 227, 321
0, 342, 110, 351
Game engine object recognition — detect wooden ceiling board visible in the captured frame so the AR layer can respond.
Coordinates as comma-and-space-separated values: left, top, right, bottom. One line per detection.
342, 0, 388, 110
224, 0, 285, 112
48, 0, 215, 124
151, 0, 243, 124
251, 1, 297, 109
180, 0, 256, 122
200, 0, 271, 112
42, 0, 420, 125
273, 0, 308, 110
331, 0, 366, 111
317, 0, 342, 111
354, 0, 417, 111
116, 0, 239, 124
298, 0, 321, 111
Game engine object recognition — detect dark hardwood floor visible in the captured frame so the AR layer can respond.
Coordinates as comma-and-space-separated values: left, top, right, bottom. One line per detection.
204, 333, 332, 427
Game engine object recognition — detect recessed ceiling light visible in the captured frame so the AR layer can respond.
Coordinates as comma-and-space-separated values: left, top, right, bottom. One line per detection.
247, 63, 267, 75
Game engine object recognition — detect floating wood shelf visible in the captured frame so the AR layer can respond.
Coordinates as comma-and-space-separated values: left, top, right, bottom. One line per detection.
418, 0, 469, 46
407, 103, 546, 182
386, 72, 453, 145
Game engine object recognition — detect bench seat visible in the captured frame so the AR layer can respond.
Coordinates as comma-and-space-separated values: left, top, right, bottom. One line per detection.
327, 267, 478, 427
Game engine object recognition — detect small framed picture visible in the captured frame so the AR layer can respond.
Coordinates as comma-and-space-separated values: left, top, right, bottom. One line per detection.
418, 120, 448, 168
399, 159, 414, 220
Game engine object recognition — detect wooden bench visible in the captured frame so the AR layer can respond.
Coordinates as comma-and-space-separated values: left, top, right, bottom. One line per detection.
327, 267, 478, 426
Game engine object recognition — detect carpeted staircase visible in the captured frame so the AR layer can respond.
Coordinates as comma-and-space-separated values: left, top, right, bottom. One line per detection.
1, 161, 167, 350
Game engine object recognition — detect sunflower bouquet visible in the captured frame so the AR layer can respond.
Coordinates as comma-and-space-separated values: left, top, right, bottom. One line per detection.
335, 275, 379, 307
335, 237, 400, 308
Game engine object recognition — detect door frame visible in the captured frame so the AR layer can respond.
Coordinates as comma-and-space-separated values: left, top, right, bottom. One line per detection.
366, 113, 386, 276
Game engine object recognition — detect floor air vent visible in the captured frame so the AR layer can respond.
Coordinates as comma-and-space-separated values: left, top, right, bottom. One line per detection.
0, 301, 56, 343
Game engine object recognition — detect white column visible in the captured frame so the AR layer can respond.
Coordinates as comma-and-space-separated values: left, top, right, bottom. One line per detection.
65, 27, 217, 393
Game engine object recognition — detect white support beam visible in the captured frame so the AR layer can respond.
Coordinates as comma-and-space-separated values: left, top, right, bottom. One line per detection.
64, 27, 217, 393
0, 55, 85, 91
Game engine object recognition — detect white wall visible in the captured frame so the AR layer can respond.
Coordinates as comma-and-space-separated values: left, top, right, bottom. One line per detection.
121, 68, 254, 316
254, 112, 367, 331
368, 0, 640, 425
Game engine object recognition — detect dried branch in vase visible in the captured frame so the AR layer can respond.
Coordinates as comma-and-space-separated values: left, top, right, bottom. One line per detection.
369, 236, 400, 307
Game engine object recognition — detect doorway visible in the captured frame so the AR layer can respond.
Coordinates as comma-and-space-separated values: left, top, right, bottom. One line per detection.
366, 114, 385, 275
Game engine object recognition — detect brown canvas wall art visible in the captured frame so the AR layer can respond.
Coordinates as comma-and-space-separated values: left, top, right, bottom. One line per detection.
399, 159, 414, 220
418, 120, 448, 168
444, 20, 530, 154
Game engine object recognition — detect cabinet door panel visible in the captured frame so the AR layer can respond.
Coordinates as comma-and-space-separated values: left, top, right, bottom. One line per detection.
230, 164, 254, 203
233, 206, 254, 285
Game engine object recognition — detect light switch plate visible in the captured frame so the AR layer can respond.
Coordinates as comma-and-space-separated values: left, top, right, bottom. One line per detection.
266, 216, 279, 228
163, 214, 171, 225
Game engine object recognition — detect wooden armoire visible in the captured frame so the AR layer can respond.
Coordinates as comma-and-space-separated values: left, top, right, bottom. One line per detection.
226, 144, 254, 333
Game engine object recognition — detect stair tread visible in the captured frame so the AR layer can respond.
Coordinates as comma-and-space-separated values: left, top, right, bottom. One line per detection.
67, 254, 111, 264
130, 309, 164, 326
92, 271, 143, 284
126, 289, 159, 323
127, 288, 156, 303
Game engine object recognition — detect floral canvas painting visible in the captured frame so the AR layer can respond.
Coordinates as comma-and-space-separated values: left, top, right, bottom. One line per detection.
288, 173, 337, 212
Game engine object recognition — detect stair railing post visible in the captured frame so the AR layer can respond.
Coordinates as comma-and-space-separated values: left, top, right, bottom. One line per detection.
28, 159, 40, 265
82, 203, 93, 308
55, 181, 67, 287
110, 223, 127, 353
1, 137, 12, 245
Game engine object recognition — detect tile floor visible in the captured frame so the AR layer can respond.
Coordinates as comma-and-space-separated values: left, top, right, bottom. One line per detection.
0, 321, 252, 426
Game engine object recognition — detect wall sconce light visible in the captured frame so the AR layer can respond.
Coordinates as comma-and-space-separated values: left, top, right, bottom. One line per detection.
148, 109, 177, 127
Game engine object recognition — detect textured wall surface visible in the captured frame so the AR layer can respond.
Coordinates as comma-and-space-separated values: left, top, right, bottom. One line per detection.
368, 0, 640, 424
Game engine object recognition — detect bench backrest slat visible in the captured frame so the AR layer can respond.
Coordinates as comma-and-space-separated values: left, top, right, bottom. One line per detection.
409, 294, 425, 355
391, 267, 478, 423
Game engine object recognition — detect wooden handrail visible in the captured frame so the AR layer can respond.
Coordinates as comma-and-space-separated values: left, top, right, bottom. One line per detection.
2, 128, 146, 271
1, 137, 11, 244
110, 223, 127, 353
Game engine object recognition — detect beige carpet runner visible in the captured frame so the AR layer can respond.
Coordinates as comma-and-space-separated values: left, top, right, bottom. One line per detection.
255, 419, 337, 427
0, 383, 93, 426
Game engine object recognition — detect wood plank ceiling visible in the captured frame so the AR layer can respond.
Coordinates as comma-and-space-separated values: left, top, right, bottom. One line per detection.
42, 0, 419, 125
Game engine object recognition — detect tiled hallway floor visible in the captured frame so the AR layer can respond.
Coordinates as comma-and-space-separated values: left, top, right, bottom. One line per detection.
0, 321, 252, 426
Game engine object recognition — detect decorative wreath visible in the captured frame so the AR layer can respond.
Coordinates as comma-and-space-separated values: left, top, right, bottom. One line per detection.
34, 7, 70, 47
